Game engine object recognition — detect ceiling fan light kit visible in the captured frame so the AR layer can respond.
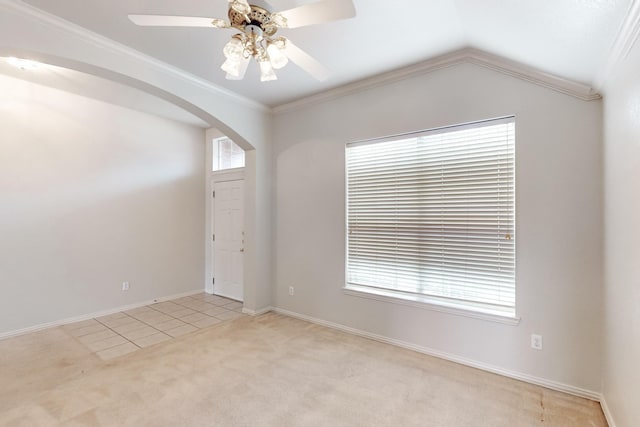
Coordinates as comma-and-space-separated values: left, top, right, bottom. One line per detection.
258, 59, 277, 82
221, 5, 291, 82
128, 0, 356, 82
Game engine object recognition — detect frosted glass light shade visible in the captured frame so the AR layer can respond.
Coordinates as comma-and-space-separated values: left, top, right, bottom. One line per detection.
221, 58, 242, 76
223, 37, 244, 60
267, 43, 288, 70
259, 60, 277, 82
225, 56, 250, 80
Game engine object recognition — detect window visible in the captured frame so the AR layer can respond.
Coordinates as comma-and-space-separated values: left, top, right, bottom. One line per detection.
213, 137, 245, 171
346, 117, 515, 317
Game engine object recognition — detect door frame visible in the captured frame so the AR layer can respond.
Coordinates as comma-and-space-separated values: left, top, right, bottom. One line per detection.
205, 130, 245, 295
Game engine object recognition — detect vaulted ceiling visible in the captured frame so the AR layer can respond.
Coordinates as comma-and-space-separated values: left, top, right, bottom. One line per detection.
19, 0, 631, 107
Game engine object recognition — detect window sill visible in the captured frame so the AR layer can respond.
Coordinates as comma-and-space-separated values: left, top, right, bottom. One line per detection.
343, 285, 521, 326
211, 167, 245, 176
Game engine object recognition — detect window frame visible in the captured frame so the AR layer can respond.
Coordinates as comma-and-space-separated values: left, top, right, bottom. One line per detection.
344, 117, 519, 324
212, 136, 245, 172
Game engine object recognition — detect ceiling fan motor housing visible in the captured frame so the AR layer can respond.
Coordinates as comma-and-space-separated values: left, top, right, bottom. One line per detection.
229, 5, 278, 36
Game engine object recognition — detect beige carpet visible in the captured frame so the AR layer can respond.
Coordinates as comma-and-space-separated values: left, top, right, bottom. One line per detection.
0, 313, 607, 426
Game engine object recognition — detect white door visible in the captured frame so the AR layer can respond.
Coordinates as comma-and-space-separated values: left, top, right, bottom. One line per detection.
213, 180, 244, 301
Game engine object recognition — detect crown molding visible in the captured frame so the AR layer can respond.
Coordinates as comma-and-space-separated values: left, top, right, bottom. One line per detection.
465, 48, 601, 101
0, 0, 269, 112
2, 0, 606, 116
595, 0, 640, 90
273, 47, 601, 115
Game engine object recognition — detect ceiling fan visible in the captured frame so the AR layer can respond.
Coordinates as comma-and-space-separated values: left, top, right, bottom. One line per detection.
128, 0, 356, 82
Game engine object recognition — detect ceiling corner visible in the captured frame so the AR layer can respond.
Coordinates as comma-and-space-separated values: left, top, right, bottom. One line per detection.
594, 0, 640, 91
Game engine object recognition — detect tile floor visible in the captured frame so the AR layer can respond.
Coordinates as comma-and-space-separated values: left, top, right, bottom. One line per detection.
62, 293, 245, 361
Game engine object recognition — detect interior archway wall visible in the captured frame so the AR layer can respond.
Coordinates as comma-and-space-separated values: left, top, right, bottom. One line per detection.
0, 0, 273, 312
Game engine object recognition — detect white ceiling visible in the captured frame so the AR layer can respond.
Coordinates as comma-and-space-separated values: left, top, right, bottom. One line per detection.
20, 0, 631, 107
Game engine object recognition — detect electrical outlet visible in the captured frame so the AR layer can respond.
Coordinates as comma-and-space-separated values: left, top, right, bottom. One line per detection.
289, 286, 295, 296
531, 334, 543, 350
122, 281, 130, 291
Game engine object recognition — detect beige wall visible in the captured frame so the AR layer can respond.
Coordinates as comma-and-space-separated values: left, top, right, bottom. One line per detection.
0, 1, 274, 317
602, 37, 640, 427
0, 73, 206, 334
273, 62, 604, 393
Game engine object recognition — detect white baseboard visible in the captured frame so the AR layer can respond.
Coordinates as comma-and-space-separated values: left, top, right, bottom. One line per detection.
272, 307, 601, 402
0, 289, 204, 340
242, 306, 273, 316
600, 396, 617, 427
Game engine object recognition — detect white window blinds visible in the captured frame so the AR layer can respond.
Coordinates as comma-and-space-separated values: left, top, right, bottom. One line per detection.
346, 118, 515, 316
213, 137, 245, 171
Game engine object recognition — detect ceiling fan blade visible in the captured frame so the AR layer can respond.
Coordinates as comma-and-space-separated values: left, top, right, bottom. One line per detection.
284, 40, 330, 81
128, 15, 220, 27
229, 0, 250, 7
228, 0, 251, 15
277, 0, 355, 29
